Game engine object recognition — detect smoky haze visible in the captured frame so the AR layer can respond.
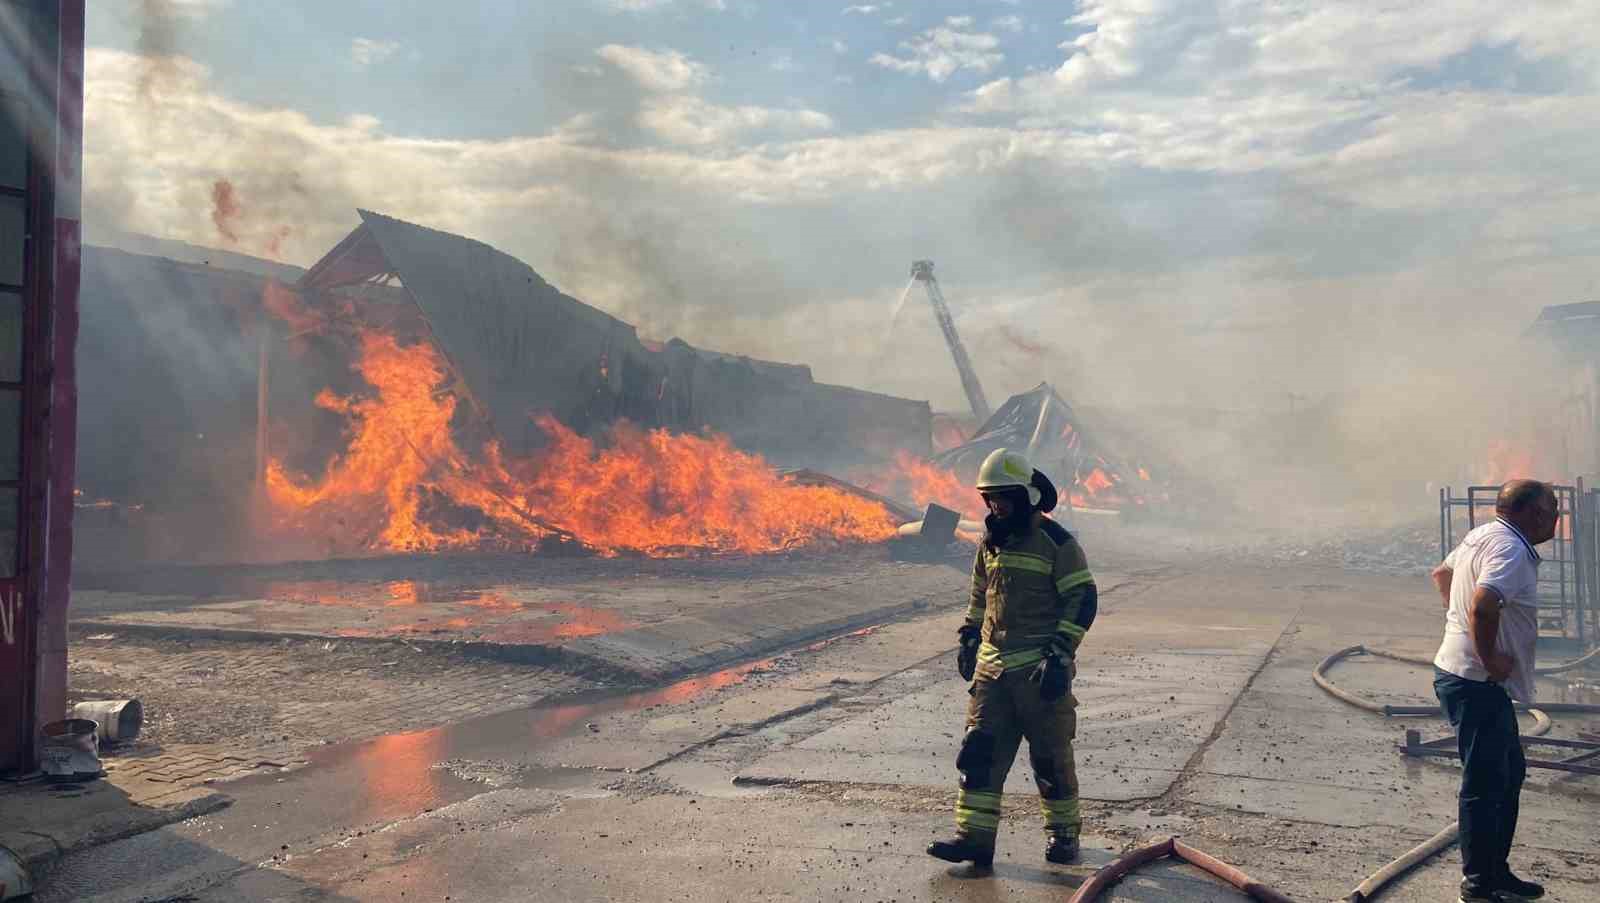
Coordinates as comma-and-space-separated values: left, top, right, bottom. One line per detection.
77, 3, 1599, 531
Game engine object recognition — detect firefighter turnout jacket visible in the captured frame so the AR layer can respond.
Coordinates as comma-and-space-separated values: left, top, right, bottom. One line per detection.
965, 518, 1097, 681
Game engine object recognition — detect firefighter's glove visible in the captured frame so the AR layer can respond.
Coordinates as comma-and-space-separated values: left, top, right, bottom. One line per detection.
957, 624, 981, 682
1030, 652, 1070, 702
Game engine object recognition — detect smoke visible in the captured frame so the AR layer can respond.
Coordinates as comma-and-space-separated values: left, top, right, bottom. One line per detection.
77, 7, 1600, 534
133, 0, 183, 103
210, 178, 240, 243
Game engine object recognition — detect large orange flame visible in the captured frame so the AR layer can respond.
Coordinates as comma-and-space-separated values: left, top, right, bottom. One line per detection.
861, 451, 986, 519
265, 332, 897, 556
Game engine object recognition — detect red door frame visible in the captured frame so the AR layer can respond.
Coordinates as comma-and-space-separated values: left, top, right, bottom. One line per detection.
0, 0, 81, 777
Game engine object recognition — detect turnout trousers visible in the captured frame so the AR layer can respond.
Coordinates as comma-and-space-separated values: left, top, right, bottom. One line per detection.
953, 664, 1080, 848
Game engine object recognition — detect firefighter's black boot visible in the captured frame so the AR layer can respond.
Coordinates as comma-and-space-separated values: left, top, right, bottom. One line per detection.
927, 835, 994, 871
1045, 834, 1080, 864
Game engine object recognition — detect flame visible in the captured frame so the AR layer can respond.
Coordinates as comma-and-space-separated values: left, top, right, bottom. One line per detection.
861, 450, 1162, 517
861, 451, 985, 519
930, 415, 971, 453
1484, 440, 1541, 485
265, 332, 897, 556
1080, 468, 1114, 495
1070, 458, 1145, 510
261, 280, 328, 337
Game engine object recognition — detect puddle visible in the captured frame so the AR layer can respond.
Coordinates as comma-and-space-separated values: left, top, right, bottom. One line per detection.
294, 620, 883, 823
234, 580, 638, 644
301, 657, 775, 821
339, 598, 636, 643
263, 579, 506, 610
477, 603, 637, 644
803, 625, 878, 652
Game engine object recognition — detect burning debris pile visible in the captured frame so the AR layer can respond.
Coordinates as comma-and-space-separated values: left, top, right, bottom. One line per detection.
861, 383, 1163, 520
73, 212, 940, 566
256, 211, 927, 558
264, 327, 900, 558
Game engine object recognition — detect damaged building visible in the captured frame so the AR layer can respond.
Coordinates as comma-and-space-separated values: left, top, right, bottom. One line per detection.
76, 211, 931, 568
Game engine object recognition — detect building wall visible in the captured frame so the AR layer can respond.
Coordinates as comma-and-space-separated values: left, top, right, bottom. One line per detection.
73, 231, 932, 569
0, 0, 81, 776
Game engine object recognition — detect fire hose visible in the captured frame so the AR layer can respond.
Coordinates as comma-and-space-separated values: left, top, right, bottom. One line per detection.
1066, 836, 1294, 903
1068, 644, 1599, 902
1534, 643, 1600, 675
1313, 644, 1600, 903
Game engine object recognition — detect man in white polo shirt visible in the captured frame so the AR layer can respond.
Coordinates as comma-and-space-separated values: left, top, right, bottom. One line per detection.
1431, 479, 1559, 903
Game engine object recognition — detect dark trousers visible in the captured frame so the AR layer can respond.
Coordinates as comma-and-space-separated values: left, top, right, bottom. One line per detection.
1434, 667, 1527, 889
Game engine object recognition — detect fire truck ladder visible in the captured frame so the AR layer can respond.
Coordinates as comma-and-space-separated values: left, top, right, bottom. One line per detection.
904, 260, 992, 423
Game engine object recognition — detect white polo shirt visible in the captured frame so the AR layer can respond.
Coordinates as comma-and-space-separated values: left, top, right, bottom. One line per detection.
1434, 518, 1541, 702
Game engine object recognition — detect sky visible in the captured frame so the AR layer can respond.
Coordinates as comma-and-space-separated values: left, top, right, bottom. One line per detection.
81, 1, 1600, 434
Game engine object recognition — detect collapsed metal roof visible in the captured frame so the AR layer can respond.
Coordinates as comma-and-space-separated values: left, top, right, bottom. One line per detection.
933, 382, 1151, 511
297, 211, 931, 465
300, 210, 658, 453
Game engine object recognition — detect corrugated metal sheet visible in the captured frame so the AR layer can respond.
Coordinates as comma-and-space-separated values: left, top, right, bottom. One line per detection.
77, 246, 264, 504
358, 209, 664, 454
355, 209, 930, 466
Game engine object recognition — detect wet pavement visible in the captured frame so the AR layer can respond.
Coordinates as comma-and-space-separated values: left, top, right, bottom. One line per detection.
30, 560, 1600, 902
30, 655, 804, 902
70, 550, 966, 680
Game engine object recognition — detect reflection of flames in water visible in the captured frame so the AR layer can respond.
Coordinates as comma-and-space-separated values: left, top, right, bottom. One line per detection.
265, 333, 897, 556
347, 728, 446, 823
264, 579, 638, 641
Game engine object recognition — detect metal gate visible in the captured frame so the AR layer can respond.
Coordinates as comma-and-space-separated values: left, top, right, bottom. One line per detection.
1439, 482, 1593, 645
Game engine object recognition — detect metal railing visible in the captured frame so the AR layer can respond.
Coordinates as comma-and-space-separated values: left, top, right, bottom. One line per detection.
1439, 481, 1593, 645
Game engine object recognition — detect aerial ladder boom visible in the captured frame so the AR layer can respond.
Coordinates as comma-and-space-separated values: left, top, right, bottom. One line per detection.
906, 260, 991, 423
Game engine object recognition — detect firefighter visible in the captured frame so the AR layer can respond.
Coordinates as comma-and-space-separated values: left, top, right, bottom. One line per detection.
926, 448, 1098, 871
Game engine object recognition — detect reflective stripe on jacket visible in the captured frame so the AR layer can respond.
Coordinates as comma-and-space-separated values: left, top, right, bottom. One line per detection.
965, 519, 1096, 680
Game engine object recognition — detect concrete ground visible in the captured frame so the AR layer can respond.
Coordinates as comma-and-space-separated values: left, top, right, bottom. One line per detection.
17, 540, 1600, 901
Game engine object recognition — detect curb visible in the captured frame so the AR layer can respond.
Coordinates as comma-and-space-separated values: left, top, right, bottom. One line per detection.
69, 620, 642, 684
0, 788, 230, 882
70, 595, 937, 686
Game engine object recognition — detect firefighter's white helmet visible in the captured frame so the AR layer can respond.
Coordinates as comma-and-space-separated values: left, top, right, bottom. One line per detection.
975, 448, 1041, 507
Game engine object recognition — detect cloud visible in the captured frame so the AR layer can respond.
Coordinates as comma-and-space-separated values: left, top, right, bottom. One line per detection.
602, 0, 726, 11
843, 5, 881, 15
590, 45, 831, 146
596, 44, 708, 92
639, 95, 833, 146
992, 15, 1023, 33
869, 21, 1003, 82
80, 0, 1600, 445
349, 38, 400, 68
